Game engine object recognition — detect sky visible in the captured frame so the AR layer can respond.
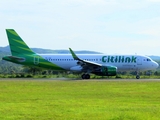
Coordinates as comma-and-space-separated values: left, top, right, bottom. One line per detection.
0, 0, 160, 55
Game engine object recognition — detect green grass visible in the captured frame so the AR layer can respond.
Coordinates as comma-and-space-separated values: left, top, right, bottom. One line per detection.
0, 79, 160, 120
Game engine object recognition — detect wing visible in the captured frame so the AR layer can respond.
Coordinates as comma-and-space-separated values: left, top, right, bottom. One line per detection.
69, 48, 102, 72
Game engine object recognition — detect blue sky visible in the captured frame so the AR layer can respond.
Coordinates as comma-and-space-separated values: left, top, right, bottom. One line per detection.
0, 0, 160, 55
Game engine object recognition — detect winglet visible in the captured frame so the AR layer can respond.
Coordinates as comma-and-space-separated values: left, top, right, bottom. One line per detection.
69, 48, 80, 60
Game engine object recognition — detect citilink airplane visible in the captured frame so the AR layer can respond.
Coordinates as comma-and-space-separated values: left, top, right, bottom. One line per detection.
2, 29, 159, 79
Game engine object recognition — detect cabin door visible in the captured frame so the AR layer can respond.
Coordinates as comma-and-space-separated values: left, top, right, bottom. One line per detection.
137, 57, 142, 65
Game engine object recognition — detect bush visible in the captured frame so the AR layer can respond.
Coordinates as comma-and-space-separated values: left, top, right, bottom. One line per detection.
115, 75, 122, 79
26, 74, 33, 78
16, 74, 21, 78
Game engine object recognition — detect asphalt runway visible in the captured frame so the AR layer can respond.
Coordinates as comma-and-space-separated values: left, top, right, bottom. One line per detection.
0, 78, 160, 81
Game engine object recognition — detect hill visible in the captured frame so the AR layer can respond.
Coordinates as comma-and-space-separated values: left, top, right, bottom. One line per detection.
0, 46, 102, 54
0, 46, 160, 61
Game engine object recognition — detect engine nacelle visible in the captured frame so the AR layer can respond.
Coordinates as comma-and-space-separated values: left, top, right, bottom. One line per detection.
92, 66, 117, 76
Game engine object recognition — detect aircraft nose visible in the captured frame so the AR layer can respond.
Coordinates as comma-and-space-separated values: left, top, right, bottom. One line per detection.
153, 61, 159, 69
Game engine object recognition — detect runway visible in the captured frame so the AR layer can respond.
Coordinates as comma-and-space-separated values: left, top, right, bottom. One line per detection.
0, 78, 160, 81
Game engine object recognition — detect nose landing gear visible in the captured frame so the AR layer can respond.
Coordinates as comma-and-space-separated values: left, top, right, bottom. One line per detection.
136, 71, 140, 79
136, 75, 140, 79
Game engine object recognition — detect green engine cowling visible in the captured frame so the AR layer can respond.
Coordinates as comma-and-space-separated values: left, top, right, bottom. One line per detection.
92, 66, 117, 76
103, 66, 117, 76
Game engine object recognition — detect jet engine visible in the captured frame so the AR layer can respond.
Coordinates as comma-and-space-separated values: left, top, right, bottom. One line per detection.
92, 66, 117, 76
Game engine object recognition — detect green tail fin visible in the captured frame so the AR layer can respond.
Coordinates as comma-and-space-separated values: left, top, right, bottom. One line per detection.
6, 29, 35, 56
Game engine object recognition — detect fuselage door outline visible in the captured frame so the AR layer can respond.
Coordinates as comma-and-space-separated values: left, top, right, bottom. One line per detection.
34, 55, 39, 65
137, 57, 142, 65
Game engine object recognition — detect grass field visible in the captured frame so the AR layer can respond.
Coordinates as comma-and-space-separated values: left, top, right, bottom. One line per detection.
0, 79, 160, 120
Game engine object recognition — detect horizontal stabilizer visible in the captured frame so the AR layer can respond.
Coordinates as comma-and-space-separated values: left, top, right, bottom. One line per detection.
2, 56, 25, 62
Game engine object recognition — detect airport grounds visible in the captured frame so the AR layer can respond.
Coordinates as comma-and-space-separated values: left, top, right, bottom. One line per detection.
0, 77, 160, 120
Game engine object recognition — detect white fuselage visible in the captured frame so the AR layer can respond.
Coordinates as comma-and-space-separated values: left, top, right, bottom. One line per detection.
39, 54, 158, 72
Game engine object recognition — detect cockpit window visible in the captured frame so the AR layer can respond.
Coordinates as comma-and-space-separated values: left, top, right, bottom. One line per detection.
147, 58, 151, 61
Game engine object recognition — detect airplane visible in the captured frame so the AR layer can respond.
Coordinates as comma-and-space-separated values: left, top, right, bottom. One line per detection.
2, 29, 159, 79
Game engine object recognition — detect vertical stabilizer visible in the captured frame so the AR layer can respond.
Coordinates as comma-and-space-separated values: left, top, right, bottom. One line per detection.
6, 29, 35, 56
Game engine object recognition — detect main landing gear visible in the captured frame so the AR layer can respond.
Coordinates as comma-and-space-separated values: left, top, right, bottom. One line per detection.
81, 74, 90, 79
136, 71, 140, 79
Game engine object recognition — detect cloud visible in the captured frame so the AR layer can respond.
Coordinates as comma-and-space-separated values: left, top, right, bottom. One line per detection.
0, 0, 160, 55
147, 0, 160, 2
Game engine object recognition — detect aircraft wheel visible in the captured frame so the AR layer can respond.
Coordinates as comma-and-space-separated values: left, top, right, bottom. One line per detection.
81, 74, 90, 79
81, 74, 86, 79
85, 74, 90, 79
136, 75, 140, 79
